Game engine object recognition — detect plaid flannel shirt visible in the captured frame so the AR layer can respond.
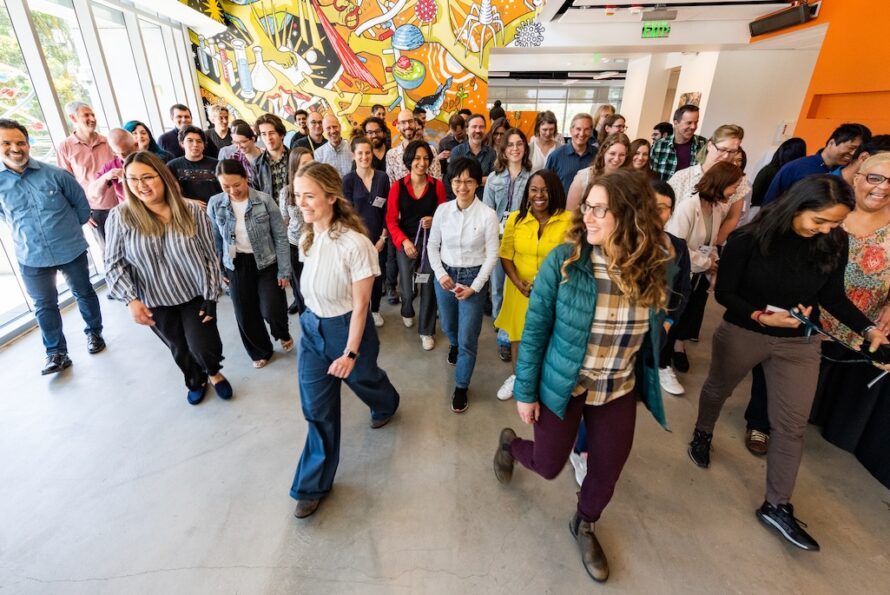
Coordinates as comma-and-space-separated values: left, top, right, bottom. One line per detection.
651, 134, 708, 181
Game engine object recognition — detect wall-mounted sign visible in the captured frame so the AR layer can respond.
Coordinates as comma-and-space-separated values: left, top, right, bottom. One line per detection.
642, 22, 671, 39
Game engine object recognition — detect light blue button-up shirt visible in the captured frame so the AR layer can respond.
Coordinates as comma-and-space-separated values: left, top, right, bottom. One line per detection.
0, 159, 91, 267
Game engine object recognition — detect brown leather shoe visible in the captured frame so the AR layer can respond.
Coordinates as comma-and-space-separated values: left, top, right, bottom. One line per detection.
493, 428, 517, 484
569, 514, 609, 582
745, 429, 769, 456
293, 499, 320, 519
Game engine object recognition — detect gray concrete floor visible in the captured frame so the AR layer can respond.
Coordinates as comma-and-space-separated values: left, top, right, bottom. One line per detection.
1, 290, 889, 595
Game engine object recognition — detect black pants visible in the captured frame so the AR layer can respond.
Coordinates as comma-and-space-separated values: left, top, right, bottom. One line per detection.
396, 248, 437, 336
745, 364, 771, 433
228, 253, 290, 361
675, 273, 710, 341
385, 237, 398, 291
371, 246, 386, 313
659, 318, 681, 368
149, 296, 224, 390
91, 209, 110, 243
288, 243, 306, 315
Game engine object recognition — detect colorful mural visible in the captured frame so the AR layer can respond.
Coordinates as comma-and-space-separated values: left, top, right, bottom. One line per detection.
181, 0, 543, 139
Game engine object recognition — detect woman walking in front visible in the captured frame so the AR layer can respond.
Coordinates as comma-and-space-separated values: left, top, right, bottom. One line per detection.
208, 160, 292, 368
105, 151, 231, 405
289, 162, 400, 519
492, 169, 673, 582
688, 175, 889, 551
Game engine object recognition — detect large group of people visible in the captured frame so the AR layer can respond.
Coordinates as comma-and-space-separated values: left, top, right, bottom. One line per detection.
1, 94, 889, 584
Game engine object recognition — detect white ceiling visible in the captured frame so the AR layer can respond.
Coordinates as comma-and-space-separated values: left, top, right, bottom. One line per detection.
544, 1, 794, 24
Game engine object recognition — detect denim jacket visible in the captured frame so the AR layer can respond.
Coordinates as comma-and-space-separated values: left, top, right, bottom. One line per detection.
207, 188, 291, 279
483, 168, 531, 231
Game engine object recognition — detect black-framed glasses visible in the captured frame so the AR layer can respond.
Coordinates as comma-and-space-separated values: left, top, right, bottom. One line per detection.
710, 141, 740, 156
861, 172, 890, 186
580, 203, 610, 218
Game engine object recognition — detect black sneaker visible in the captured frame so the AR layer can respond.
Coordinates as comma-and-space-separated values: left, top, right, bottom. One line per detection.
41, 352, 72, 375
756, 501, 820, 551
451, 387, 468, 413
447, 345, 458, 366
86, 332, 106, 354
672, 351, 690, 373
498, 344, 512, 362
688, 429, 713, 468
493, 427, 517, 484
387, 288, 400, 305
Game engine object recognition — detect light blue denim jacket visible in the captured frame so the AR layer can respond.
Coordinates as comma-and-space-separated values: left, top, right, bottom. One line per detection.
483, 168, 531, 229
207, 187, 291, 279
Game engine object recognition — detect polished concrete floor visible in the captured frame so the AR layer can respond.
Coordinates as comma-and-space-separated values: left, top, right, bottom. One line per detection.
1, 290, 889, 595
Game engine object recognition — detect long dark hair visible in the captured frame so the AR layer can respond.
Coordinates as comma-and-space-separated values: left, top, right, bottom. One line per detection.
768, 137, 807, 168
743, 175, 853, 273
516, 170, 566, 223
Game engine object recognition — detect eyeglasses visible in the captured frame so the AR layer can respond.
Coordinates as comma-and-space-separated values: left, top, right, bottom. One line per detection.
451, 178, 477, 187
506, 142, 524, 149
580, 203, 610, 218
861, 172, 890, 186
125, 174, 159, 186
710, 141, 740, 156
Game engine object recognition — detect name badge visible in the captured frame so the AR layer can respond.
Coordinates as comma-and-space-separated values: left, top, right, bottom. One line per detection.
372, 196, 387, 208
697, 245, 714, 257
414, 273, 430, 284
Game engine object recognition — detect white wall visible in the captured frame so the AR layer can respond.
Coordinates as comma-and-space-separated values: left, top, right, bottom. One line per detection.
701, 48, 820, 175
671, 52, 720, 124
620, 54, 672, 140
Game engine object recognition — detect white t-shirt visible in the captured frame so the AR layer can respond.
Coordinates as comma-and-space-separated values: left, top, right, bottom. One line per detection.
300, 226, 380, 317
231, 199, 253, 254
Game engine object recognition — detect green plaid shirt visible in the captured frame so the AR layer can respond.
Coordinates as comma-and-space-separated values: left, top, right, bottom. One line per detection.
651, 134, 708, 181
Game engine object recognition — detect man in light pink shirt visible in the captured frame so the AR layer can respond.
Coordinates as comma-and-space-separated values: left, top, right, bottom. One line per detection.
57, 101, 116, 242
89, 128, 137, 205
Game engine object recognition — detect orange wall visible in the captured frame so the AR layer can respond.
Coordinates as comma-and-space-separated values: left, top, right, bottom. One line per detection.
752, 0, 889, 147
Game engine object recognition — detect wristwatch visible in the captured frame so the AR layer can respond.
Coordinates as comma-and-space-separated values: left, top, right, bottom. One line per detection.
343, 349, 358, 360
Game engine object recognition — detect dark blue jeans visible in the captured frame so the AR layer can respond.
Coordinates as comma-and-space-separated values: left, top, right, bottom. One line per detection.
433, 264, 485, 389
290, 309, 400, 500
19, 251, 102, 355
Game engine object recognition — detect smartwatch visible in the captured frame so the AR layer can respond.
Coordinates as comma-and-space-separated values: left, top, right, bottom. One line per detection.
344, 349, 358, 360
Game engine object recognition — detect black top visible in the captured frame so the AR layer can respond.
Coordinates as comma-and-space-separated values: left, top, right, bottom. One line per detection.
716, 229, 872, 337
158, 129, 219, 159
206, 127, 232, 150
167, 156, 222, 202
396, 177, 439, 242
289, 131, 307, 150
750, 163, 780, 207
666, 232, 691, 320
294, 135, 328, 153
343, 170, 390, 242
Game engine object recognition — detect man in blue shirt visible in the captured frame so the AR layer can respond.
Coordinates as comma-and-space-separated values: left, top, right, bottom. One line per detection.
0, 119, 105, 374
545, 113, 597, 192
763, 123, 871, 205
831, 134, 890, 186
446, 113, 495, 200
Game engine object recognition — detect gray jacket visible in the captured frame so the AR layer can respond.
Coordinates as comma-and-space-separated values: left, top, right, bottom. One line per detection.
207, 188, 291, 279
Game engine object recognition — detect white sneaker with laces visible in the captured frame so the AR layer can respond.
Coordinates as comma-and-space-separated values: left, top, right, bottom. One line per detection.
402, 316, 415, 328
659, 367, 685, 395
496, 374, 515, 400
372, 312, 384, 327
569, 451, 587, 487
421, 335, 435, 350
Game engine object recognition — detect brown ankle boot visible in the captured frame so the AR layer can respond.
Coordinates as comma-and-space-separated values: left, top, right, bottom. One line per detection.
569, 513, 609, 582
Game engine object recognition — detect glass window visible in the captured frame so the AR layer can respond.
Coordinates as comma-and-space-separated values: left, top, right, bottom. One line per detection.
537, 88, 567, 100
139, 18, 179, 118
27, 0, 108, 133
0, 223, 30, 327
0, 0, 55, 162
93, 2, 150, 125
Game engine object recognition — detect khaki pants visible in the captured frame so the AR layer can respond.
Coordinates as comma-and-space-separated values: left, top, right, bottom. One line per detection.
695, 321, 821, 505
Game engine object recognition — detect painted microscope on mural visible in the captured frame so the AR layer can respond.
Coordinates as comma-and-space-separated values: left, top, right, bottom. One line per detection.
188, 0, 545, 135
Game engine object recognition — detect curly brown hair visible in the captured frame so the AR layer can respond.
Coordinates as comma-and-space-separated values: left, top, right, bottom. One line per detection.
695, 161, 744, 204
562, 169, 671, 309
297, 162, 368, 255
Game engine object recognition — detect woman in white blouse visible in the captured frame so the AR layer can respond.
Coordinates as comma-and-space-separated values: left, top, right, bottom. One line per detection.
289, 162, 400, 520
428, 157, 500, 413
529, 111, 563, 172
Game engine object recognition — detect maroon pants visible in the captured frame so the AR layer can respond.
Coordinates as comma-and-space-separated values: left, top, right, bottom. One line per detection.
510, 392, 637, 522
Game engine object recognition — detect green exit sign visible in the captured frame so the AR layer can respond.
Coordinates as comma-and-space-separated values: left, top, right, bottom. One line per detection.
642, 21, 671, 38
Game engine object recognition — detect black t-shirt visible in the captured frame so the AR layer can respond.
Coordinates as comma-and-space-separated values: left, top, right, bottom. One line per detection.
167, 156, 222, 202
206, 127, 232, 150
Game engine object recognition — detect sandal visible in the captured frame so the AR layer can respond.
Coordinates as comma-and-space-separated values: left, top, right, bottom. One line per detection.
280, 338, 295, 352
252, 359, 268, 369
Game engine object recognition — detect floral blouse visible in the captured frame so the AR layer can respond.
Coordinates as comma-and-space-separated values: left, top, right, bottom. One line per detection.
822, 222, 890, 348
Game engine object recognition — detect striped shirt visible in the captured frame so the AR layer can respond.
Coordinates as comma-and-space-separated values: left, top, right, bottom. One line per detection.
104, 202, 224, 307
575, 247, 649, 405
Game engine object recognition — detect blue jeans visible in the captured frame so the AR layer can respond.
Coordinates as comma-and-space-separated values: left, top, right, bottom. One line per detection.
19, 251, 102, 355
491, 261, 511, 347
290, 309, 400, 500
433, 264, 485, 389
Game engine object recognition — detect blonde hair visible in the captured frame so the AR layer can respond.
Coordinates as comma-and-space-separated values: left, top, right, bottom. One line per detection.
859, 152, 890, 173
593, 104, 616, 131
120, 151, 195, 237
562, 169, 671, 309
298, 162, 368, 255
697, 124, 745, 164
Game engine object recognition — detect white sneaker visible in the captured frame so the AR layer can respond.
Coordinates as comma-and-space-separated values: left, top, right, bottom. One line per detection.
659, 367, 685, 396
421, 335, 435, 350
569, 451, 587, 487
372, 312, 384, 327
496, 374, 515, 400
402, 316, 415, 328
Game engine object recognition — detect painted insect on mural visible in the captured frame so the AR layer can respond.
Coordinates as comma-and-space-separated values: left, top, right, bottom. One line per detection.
455, 0, 505, 66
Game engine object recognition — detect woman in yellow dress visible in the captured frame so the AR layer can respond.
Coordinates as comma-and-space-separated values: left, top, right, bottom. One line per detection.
494, 169, 572, 400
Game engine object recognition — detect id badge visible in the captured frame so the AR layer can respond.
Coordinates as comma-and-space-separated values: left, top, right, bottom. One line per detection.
372, 196, 387, 208
697, 245, 714, 257
414, 272, 430, 284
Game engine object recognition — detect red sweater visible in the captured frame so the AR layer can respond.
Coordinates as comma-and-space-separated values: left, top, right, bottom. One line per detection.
385, 175, 446, 251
